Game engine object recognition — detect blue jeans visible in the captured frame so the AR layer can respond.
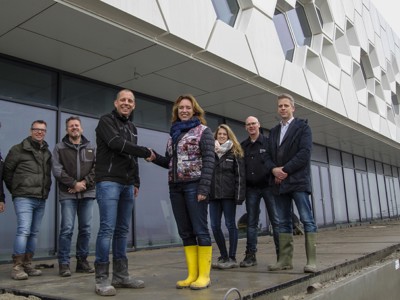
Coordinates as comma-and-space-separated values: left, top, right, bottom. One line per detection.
58, 198, 94, 264
245, 186, 279, 255
275, 191, 317, 234
169, 182, 211, 246
13, 197, 46, 255
95, 181, 134, 263
209, 199, 238, 259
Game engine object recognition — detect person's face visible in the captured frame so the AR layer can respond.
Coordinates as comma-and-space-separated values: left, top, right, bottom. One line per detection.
30, 122, 47, 144
66, 119, 83, 141
114, 91, 135, 118
278, 98, 295, 122
178, 99, 194, 121
245, 117, 260, 136
217, 128, 228, 144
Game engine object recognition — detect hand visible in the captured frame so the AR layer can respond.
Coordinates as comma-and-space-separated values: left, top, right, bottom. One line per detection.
197, 194, 207, 202
134, 186, 139, 198
74, 180, 87, 192
146, 149, 156, 162
272, 167, 288, 180
0, 202, 5, 213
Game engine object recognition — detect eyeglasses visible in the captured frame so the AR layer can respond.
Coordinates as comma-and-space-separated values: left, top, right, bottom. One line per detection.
246, 122, 258, 127
31, 128, 47, 133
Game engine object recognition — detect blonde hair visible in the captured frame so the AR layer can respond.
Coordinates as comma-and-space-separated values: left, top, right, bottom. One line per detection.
214, 124, 244, 158
171, 94, 207, 125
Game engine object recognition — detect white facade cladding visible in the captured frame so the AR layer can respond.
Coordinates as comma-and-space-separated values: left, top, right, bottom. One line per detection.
0, 0, 400, 261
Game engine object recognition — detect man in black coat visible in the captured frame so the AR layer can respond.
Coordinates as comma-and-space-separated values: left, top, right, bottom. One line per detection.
266, 93, 317, 273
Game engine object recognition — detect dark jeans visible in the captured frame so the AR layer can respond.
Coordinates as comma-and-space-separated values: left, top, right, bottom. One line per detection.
275, 191, 317, 234
245, 186, 279, 255
209, 199, 238, 259
169, 181, 211, 246
95, 181, 134, 263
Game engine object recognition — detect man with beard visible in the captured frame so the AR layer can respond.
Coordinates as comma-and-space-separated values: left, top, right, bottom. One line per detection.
52, 116, 96, 277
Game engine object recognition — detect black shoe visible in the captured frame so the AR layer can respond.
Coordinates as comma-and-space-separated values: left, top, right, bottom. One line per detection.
76, 258, 95, 273
239, 252, 257, 267
59, 264, 71, 277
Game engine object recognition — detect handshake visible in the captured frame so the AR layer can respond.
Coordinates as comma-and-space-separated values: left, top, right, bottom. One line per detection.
146, 148, 156, 162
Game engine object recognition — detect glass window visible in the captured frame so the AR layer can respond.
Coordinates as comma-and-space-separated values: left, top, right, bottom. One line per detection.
316, 6, 324, 27
329, 165, 348, 223
287, 3, 312, 47
328, 148, 342, 166
60, 75, 118, 117
354, 156, 366, 171
311, 144, 327, 163
0, 100, 57, 260
273, 10, 295, 61
367, 171, 381, 219
342, 152, 354, 168
204, 113, 223, 133
0, 57, 57, 106
225, 119, 247, 142
133, 96, 171, 132
211, 0, 240, 27
343, 168, 359, 222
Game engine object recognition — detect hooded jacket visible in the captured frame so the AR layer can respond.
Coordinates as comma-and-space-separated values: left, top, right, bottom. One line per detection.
52, 134, 96, 200
265, 118, 312, 194
4, 137, 52, 200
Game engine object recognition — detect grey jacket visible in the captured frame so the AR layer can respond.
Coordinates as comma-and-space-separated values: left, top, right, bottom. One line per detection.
52, 135, 96, 200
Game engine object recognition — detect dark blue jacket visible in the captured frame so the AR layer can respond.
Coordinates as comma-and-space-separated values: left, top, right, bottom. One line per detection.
241, 134, 270, 188
0, 152, 4, 203
265, 118, 312, 194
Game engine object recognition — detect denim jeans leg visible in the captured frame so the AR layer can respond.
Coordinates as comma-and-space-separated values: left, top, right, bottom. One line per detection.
221, 199, 238, 259
210, 200, 228, 258
95, 182, 119, 263
76, 198, 94, 259
13, 198, 46, 255
185, 182, 211, 246
112, 186, 134, 260
245, 188, 261, 253
58, 199, 78, 264
292, 192, 317, 233
261, 187, 280, 256
274, 194, 293, 234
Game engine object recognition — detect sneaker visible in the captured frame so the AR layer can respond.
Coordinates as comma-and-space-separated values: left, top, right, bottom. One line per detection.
212, 256, 228, 269
239, 252, 257, 268
59, 264, 71, 277
76, 258, 95, 273
218, 258, 239, 269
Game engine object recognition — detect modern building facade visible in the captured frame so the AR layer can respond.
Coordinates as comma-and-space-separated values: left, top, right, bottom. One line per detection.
0, 0, 399, 262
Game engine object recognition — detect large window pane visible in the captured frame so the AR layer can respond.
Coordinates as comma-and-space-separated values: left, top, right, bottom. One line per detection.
60, 75, 118, 117
287, 3, 312, 47
211, 0, 239, 26
367, 171, 381, 219
343, 168, 359, 222
273, 10, 295, 61
0, 100, 57, 260
0, 57, 57, 106
133, 96, 171, 132
330, 165, 348, 223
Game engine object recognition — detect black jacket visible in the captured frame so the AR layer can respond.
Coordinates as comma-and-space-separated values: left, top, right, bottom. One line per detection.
265, 118, 312, 194
210, 150, 245, 204
3, 137, 52, 200
95, 110, 151, 187
52, 134, 96, 200
0, 152, 5, 203
241, 134, 270, 188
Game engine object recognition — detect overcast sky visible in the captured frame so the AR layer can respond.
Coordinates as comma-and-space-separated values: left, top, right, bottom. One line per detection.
369, 0, 400, 38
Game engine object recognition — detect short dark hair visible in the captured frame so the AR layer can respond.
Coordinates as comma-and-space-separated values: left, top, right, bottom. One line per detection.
31, 120, 47, 128
277, 93, 295, 107
65, 116, 81, 129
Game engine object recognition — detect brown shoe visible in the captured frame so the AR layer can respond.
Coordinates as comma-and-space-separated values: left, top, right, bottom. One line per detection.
23, 253, 42, 276
11, 254, 28, 280
59, 264, 71, 277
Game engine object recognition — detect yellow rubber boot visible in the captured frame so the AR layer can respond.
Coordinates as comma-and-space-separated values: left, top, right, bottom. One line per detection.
190, 246, 212, 290
176, 245, 198, 289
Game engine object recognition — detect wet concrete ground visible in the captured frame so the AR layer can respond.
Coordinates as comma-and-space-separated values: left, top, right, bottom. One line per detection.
1, 220, 399, 300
